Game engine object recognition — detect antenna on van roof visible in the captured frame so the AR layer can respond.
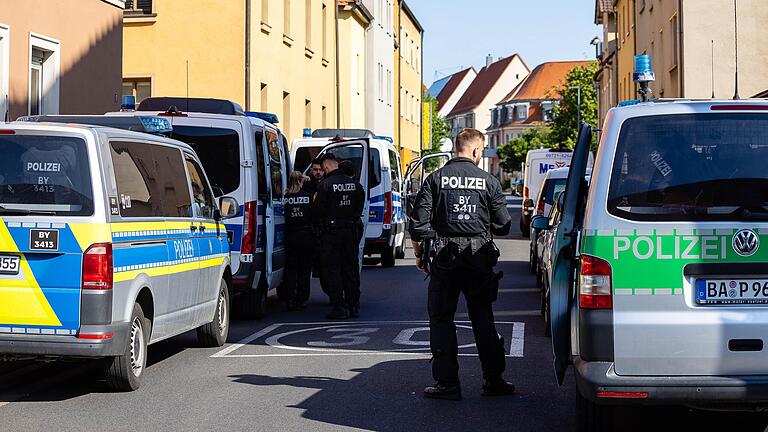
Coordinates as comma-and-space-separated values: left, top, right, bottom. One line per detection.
711, 40, 716, 99
733, 0, 740, 100
186, 60, 190, 111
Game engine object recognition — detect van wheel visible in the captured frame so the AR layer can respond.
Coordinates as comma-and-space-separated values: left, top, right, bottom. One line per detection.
544, 290, 552, 338
241, 274, 268, 319
395, 241, 405, 260
197, 280, 230, 347
520, 219, 530, 238
528, 247, 537, 274
104, 303, 149, 392
381, 246, 396, 267
576, 390, 615, 432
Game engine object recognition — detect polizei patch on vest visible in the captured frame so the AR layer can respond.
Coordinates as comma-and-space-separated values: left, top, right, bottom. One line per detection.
441, 176, 487, 190
285, 196, 311, 205
332, 183, 357, 192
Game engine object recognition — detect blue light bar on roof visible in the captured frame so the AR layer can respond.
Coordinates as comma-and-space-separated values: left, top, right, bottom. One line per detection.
633, 55, 655, 83
375, 135, 394, 143
246, 111, 279, 124
138, 116, 173, 134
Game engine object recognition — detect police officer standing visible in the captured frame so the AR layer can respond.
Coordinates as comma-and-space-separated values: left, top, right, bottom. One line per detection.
409, 128, 514, 400
282, 171, 315, 310
314, 153, 366, 320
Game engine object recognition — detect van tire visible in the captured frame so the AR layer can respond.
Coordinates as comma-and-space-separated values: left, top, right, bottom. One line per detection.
381, 245, 396, 267
104, 303, 149, 392
520, 219, 530, 238
242, 274, 268, 319
197, 280, 230, 347
395, 241, 405, 260
576, 391, 615, 432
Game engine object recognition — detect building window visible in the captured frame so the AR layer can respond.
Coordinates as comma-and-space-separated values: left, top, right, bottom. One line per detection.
284, 0, 291, 36
517, 105, 528, 121
321, 3, 327, 58
305, 99, 311, 129
305, 0, 312, 49
260, 83, 268, 111
124, 0, 153, 15
283, 91, 290, 138
28, 35, 60, 116
542, 102, 555, 122
0, 24, 8, 121
386, 0, 392, 34
122, 78, 152, 105
262, 0, 269, 24
671, 15, 679, 68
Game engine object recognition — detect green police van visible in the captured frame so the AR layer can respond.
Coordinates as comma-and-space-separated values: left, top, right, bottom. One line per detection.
549, 100, 768, 430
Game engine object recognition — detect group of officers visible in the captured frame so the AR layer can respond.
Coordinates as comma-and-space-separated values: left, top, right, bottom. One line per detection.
281, 128, 516, 399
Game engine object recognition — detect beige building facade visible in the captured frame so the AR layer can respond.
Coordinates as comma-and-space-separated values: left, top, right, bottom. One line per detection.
337, 1, 372, 129
394, 1, 423, 167
0, 0, 124, 121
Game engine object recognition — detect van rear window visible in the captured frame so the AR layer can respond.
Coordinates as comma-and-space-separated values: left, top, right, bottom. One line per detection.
294, 147, 322, 173
540, 178, 566, 205
0, 135, 93, 216
608, 113, 768, 221
170, 126, 240, 196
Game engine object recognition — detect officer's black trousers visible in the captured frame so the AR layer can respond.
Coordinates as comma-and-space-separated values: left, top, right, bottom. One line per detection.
428, 247, 505, 385
320, 228, 360, 308
283, 230, 315, 305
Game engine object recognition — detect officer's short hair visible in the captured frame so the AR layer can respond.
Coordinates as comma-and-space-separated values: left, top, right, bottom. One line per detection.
318, 153, 338, 165
455, 128, 485, 152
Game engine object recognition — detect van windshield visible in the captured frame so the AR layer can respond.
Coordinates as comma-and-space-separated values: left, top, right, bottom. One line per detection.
540, 178, 567, 205
170, 126, 240, 196
0, 135, 93, 216
608, 113, 768, 221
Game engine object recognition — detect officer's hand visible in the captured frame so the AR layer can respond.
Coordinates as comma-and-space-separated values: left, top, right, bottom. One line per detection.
416, 257, 428, 275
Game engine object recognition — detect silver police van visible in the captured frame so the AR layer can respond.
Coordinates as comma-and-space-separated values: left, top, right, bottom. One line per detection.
107, 98, 290, 318
0, 122, 235, 391
549, 100, 768, 430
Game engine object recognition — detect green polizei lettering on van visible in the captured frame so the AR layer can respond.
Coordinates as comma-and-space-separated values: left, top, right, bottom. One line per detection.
580, 228, 768, 295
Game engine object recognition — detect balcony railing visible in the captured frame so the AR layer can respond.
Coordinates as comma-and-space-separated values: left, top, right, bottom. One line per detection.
125, 0, 153, 15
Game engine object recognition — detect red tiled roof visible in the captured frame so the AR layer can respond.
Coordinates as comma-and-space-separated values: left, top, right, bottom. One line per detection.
595, 0, 615, 23
499, 61, 592, 104
447, 54, 527, 117
435, 67, 475, 111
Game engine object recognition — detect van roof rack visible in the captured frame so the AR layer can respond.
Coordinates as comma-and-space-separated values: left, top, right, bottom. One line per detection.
311, 128, 375, 139
138, 97, 245, 116
16, 115, 173, 134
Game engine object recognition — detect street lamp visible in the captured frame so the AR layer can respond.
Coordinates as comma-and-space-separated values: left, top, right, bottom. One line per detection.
590, 37, 602, 60
569, 85, 582, 130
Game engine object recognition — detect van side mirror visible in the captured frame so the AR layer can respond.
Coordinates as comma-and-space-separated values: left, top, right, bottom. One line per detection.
523, 198, 534, 208
531, 215, 549, 231
219, 197, 239, 219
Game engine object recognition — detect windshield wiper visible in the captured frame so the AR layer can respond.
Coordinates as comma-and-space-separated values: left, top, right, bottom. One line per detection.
739, 208, 768, 220
0, 205, 56, 215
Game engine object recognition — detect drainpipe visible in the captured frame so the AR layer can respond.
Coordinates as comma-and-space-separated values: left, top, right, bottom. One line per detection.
632, 0, 637, 99
245, 0, 251, 110
419, 26, 424, 155
335, 4, 341, 128
678, 0, 684, 96
397, 0, 402, 155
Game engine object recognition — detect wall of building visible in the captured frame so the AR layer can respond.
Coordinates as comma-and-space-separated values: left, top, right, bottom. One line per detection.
397, 3, 422, 167
123, 0, 244, 107
614, 0, 636, 102
681, 0, 768, 99
0, 0, 123, 120
362, 0, 394, 138
635, 0, 680, 98
337, 7, 368, 129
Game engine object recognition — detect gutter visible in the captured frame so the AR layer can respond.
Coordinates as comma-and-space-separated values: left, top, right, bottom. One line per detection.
397, 0, 403, 155
245, 0, 251, 110
335, 3, 341, 127
678, 0, 684, 96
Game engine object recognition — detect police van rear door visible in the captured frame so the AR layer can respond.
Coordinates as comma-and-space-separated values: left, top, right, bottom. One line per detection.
315, 139, 371, 268
550, 124, 592, 385
403, 152, 451, 219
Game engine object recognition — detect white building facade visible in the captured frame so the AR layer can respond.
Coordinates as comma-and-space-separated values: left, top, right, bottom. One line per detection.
361, 0, 395, 138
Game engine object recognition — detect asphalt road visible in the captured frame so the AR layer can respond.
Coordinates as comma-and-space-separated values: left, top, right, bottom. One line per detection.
1, 195, 767, 431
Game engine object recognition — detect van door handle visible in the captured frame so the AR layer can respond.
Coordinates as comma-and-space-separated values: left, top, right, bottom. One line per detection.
199, 224, 206, 232
190, 225, 198, 232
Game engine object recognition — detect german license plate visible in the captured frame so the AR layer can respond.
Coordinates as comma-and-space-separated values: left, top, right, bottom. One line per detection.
0, 255, 20, 275
697, 279, 768, 305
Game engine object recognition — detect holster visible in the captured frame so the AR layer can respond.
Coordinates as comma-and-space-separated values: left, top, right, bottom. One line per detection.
489, 271, 504, 302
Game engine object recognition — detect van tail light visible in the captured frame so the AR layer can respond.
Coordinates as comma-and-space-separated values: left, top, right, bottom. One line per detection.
523, 186, 529, 200
579, 255, 612, 309
535, 198, 546, 216
596, 391, 648, 399
241, 201, 258, 254
82, 243, 113, 291
383, 192, 393, 225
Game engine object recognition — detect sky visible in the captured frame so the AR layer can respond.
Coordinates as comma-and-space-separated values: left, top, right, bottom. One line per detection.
406, 0, 600, 85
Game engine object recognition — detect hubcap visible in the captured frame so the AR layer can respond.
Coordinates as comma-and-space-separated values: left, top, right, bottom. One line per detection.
130, 317, 145, 377
217, 289, 228, 336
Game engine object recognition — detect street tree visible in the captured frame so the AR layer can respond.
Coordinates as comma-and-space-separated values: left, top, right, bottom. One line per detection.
550, 61, 599, 148
496, 126, 553, 173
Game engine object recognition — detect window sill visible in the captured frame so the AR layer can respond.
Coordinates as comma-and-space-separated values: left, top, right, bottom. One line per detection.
283, 34, 294, 47
261, 21, 272, 34
305, 47, 315, 59
669, 64, 678, 73
321, 58, 329, 67
123, 13, 157, 24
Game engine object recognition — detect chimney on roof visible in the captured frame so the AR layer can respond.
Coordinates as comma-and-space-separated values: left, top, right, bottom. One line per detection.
486, 54, 493, 68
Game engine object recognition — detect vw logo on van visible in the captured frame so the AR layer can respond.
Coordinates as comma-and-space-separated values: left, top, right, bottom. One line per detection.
732, 229, 760, 257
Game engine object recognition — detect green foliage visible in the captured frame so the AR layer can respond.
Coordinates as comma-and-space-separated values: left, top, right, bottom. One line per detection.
496, 126, 554, 172
550, 61, 599, 147
424, 95, 450, 156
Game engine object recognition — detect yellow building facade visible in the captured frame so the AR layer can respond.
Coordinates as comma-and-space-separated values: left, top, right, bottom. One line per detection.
394, 1, 423, 170
336, 1, 372, 129
122, 0, 338, 144
614, 0, 636, 102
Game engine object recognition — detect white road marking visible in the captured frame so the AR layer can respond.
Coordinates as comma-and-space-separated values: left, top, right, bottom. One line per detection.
211, 323, 283, 358
498, 288, 539, 293
457, 310, 541, 318
510, 323, 525, 357
392, 327, 430, 346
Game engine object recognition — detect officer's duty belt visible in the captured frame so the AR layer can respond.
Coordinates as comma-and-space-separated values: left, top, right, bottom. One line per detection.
435, 235, 492, 255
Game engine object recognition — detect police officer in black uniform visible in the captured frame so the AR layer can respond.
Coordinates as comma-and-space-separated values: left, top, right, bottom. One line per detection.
409, 128, 514, 401
282, 171, 315, 310
314, 153, 366, 320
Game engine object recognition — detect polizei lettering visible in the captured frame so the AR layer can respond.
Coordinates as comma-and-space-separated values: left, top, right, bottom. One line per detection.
285, 196, 311, 205
26, 162, 62, 172
332, 183, 357, 192
613, 235, 727, 260
440, 176, 487, 190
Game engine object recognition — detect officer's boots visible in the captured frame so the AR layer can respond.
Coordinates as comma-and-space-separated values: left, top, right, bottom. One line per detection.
481, 379, 516, 396
326, 305, 349, 320
423, 383, 462, 401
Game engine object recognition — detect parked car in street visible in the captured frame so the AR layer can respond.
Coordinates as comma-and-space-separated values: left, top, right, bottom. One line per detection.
529, 167, 569, 276
549, 100, 768, 431
0, 122, 235, 391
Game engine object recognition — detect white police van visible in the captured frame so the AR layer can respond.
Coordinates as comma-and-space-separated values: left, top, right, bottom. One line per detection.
549, 100, 768, 430
106, 97, 290, 318
291, 129, 405, 267
0, 122, 234, 391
